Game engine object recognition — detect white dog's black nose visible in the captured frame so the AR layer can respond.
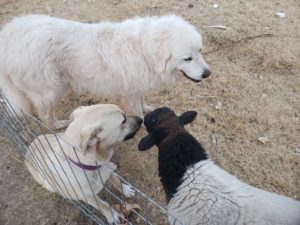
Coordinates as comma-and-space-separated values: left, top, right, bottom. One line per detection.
202, 69, 211, 78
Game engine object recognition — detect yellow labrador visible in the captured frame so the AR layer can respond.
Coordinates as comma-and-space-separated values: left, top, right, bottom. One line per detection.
25, 104, 142, 224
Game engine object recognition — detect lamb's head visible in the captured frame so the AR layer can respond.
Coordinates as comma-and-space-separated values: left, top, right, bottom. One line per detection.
138, 107, 197, 150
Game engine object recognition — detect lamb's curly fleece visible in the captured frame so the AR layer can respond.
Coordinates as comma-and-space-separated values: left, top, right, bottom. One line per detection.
168, 160, 300, 225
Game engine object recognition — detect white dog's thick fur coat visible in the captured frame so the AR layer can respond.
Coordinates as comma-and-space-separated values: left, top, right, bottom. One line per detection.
0, 14, 210, 129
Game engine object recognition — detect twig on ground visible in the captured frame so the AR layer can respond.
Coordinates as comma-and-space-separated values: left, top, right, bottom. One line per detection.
210, 131, 219, 162
203, 33, 274, 55
10, 154, 23, 163
195, 95, 219, 99
203, 25, 230, 30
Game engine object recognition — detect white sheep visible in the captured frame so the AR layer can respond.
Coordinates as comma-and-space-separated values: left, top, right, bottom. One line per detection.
138, 107, 300, 225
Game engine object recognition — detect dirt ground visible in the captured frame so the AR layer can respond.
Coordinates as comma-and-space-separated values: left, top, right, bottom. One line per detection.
0, 0, 299, 224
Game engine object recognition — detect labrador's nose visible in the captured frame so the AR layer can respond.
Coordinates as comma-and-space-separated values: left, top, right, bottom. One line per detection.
135, 116, 143, 126
202, 68, 212, 78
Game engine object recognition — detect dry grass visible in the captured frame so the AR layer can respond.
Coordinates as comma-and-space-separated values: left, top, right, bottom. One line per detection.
0, 0, 299, 224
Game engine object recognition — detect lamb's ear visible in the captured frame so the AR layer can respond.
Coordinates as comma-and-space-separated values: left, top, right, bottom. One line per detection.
138, 134, 156, 151
179, 111, 197, 125
80, 125, 102, 154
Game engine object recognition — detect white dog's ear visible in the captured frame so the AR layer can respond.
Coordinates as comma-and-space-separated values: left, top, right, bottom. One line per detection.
145, 32, 172, 73
155, 51, 172, 73
80, 125, 102, 154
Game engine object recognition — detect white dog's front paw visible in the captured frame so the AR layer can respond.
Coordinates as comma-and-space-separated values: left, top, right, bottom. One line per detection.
107, 162, 117, 171
122, 183, 135, 198
105, 208, 120, 225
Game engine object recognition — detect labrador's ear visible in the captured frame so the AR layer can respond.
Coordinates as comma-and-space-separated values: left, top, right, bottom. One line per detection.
179, 111, 197, 125
138, 134, 156, 151
80, 125, 102, 154
69, 106, 87, 122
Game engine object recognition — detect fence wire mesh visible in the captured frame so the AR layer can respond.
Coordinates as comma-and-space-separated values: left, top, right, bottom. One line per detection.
0, 98, 183, 225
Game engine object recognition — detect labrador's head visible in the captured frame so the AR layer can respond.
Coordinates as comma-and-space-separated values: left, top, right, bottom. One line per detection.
67, 104, 142, 162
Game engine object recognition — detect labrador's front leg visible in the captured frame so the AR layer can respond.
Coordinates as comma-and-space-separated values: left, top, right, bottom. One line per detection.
85, 195, 121, 224
108, 172, 136, 198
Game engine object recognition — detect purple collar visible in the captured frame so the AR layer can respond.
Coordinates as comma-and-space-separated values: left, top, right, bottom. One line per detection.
68, 157, 102, 171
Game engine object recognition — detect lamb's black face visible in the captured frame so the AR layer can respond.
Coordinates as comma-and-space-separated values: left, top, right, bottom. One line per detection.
143, 107, 176, 132
139, 107, 198, 151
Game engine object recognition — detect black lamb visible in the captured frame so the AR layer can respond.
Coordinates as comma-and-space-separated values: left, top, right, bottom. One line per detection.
138, 107, 300, 225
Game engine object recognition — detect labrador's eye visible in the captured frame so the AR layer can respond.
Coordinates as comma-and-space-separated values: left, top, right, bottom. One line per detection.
184, 57, 193, 62
121, 117, 127, 125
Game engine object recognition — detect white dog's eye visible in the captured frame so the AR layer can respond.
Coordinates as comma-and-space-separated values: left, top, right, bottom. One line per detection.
184, 57, 193, 62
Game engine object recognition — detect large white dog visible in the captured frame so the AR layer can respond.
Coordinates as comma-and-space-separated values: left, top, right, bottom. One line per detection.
0, 14, 211, 129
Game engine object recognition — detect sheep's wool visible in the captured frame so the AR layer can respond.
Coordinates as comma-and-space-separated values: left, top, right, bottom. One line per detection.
168, 160, 300, 225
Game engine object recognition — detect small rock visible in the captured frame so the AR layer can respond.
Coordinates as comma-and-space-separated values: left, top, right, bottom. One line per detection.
276, 12, 286, 18
112, 0, 121, 5
188, 3, 194, 8
213, 3, 219, 8
295, 148, 300, 154
215, 102, 222, 110
258, 136, 269, 144
261, 93, 267, 98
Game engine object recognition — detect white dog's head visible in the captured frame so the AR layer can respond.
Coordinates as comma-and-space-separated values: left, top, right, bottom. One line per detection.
66, 104, 142, 162
145, 15, 211, 83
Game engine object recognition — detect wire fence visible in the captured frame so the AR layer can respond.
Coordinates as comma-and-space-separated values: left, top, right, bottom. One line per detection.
0, 98, 184, 225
